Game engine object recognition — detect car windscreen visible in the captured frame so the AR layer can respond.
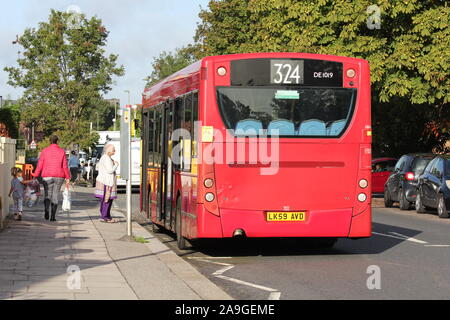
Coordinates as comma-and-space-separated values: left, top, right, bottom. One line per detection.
216, 87, 356, 137
411, 157, 433, 174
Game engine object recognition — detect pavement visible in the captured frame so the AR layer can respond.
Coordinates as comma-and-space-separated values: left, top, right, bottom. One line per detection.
0, 186, 232, 300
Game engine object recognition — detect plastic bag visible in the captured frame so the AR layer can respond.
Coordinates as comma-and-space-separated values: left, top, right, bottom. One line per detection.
25, 186, 38, 207
62, 187, 71, 211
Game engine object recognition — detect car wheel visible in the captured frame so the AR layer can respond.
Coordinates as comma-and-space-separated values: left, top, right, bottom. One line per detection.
415, 191, 427, 213
399, 189, 411, 210
175, 197, 187, 250
437, 194, 449, 219
384, 188, 393, 208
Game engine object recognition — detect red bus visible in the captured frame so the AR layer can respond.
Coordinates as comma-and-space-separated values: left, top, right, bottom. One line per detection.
140, 52, 372, 249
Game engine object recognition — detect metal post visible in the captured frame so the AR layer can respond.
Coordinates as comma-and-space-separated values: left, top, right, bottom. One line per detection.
124, 90, 132, 237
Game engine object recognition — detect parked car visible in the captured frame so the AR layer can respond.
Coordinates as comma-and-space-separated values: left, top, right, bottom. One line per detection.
384, 153, 434, 210
372, 158, 397, 193
415, 155, 450, 218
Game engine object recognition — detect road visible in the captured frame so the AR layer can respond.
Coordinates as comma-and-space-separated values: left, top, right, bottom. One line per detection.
116, 192, 450, 300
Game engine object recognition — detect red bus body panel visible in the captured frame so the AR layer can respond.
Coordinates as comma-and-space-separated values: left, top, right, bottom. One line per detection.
142, 52, 372, 239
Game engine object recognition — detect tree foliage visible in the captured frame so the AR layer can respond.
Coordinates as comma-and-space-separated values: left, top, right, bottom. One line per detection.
195, 0, 450, 155
145, 45, 198, 86
4, 10, 125, 150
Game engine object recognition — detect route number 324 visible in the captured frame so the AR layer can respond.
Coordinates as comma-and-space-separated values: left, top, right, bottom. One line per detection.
271, 60, 304, 84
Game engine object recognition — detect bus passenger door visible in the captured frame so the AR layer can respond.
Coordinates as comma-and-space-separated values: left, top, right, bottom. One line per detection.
165, 102, 175, 229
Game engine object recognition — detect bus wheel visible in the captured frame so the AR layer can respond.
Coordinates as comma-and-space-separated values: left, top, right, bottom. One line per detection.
152, 222, 162, 233
175, 197, 187, 250
437, 194, 449, 218
384, 189, 393, 208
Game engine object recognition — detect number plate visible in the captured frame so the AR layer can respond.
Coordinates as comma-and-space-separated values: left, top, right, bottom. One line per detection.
271, 60, 304, 85
266, 211, 306, 222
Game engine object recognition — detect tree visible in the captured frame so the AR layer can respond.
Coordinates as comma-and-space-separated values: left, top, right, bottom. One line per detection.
195, 0, 450, 155
145, 45, 198, 86
4, 10, 125, 150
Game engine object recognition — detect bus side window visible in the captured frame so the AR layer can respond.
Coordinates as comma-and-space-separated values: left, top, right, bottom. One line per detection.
155, 106, 162, 166
148, 110, 154, 166
183, 94, 193, 172
192, 92, 198, 158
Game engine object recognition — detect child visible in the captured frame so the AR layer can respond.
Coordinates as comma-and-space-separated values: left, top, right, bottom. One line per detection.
8, 167, 33, 221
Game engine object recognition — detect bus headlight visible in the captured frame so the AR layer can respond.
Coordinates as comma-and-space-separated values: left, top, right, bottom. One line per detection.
358, 193, 367, 202
359, 179, 368, 188
205, 193, 215, 202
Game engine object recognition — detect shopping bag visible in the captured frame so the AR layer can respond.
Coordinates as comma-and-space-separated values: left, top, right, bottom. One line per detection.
62, 187, 71, 211
25, 186, 38, 207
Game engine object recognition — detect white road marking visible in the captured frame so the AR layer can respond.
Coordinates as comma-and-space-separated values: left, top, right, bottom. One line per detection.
372, 231, 428, 244
424, 245, 450, 247
191, 257, 281, 300
388, 232, 428, 244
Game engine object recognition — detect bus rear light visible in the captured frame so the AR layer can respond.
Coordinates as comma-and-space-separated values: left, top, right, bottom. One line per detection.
217, 67, 227, 76
204, 178, 214, 188
405, 172, 415, 181
346, 69, 356, 78
359, 179, 368, 189
205, 192, 215, 202
358, 193, 367, 202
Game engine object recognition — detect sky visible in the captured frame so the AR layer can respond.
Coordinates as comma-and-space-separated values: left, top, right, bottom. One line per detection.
0, 0, 210, 106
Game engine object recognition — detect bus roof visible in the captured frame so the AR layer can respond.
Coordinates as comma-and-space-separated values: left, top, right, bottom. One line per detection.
141, 52, 368, 109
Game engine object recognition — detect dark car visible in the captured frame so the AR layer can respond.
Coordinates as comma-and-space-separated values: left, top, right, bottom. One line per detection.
372, 158, 397, 193
415, 155, 450, 218
384, 153, 434, 210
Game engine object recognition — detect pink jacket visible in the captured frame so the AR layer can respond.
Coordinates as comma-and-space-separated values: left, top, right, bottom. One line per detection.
33, 144, 70, 179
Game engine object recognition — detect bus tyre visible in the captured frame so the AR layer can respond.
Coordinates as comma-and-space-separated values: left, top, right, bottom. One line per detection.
384, 189, 393, 208
399, 189, 411, 210
176, 197, 187, 250
415, 192, 427, 213
437, 194, 449, 219
152, 222, 162, 233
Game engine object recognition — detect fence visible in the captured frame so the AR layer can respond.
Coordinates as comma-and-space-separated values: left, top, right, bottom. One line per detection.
0, 137, 16, 229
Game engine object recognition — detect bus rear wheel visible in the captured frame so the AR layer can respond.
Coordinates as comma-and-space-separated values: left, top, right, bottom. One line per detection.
175, 197, 187, 250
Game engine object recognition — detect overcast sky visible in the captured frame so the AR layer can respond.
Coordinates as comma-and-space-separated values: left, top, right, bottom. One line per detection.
0, 0, 209, 106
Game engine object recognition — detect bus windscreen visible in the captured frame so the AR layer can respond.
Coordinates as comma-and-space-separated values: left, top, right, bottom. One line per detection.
217, 87, 356, 137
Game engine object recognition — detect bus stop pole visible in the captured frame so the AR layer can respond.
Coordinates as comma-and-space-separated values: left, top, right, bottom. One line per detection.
126, 120, 132, 237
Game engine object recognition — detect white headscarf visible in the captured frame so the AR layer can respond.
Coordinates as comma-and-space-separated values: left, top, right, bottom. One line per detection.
103, 143, 115, 156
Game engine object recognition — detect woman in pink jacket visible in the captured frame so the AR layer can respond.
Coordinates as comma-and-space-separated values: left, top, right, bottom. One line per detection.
32, 135, 70, 221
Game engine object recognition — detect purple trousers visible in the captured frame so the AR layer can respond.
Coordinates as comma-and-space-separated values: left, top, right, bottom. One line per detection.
100, 199, 113, 220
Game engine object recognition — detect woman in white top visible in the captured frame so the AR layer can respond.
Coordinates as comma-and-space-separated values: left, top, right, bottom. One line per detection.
94, 144, 119, 222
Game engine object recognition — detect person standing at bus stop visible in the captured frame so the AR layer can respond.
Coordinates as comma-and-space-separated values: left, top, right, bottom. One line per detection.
94, 143, 119, 223
32, 135, 70, 221
68, 151, 79, 183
